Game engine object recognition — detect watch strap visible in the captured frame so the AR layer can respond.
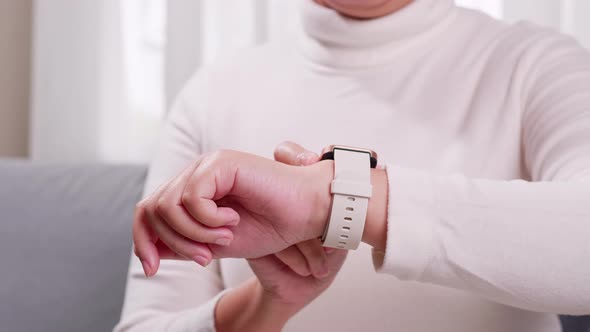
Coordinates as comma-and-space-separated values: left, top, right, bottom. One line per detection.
322, 149, 372, 250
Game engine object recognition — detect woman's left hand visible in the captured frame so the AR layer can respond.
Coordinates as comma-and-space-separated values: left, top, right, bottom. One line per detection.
247, 242, 347, 317
246, 141, 348, 313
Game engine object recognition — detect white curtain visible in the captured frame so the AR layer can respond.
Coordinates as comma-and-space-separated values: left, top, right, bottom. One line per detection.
165, 0, 300, 106
29, 0, 590, 163
30, 0, 165, 163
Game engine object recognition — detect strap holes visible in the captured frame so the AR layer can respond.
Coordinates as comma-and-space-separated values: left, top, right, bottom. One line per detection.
339, 241, 347, 245
340, 234, 349, 239
344, 217, 352, 221
342, 226, 350, 231
347, 197, 356, 202
346, 207, 354, 211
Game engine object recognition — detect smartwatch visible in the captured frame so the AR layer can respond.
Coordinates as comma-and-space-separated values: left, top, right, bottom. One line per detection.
320, 145, 378, 250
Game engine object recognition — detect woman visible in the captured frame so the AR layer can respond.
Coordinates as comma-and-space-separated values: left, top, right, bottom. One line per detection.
115, 0, 590, 331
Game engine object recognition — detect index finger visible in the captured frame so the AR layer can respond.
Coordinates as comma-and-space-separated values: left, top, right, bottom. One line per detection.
274, 141, 319, 166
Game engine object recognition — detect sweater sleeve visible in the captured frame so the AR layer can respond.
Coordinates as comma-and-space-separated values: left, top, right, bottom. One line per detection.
115, 69, 227, 332
372, 30, 590, 315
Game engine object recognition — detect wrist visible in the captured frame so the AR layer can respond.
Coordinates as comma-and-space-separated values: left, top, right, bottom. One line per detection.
307, 159, 388, 251
307, 160, 334, 239
362, 167, 388, 252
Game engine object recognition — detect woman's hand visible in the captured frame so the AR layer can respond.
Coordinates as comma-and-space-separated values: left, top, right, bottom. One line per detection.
245, 244, 347, 320
216, 242, 346, 332
251, 141, 348, 302
269, 141, 338, 279
134, 146, 335, 276
215, 142, 348, 332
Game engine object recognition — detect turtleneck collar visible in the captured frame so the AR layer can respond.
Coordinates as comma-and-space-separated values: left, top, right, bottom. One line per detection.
297, 0, 456, 68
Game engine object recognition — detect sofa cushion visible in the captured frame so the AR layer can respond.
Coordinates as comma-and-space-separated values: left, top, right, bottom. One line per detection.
0, 160, 146, 332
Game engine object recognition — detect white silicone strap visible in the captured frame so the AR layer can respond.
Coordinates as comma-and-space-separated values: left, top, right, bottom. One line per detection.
322, 149, 372, 250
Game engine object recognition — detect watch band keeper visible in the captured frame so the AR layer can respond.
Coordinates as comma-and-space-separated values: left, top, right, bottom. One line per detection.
331, 180, 373, 198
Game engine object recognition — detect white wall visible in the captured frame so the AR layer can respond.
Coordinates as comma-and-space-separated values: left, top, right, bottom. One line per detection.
0, 0, 32, 158
504, 0, 590, 49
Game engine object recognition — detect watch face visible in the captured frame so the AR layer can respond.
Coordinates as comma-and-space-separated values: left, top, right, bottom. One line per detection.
320, 145, 378, 168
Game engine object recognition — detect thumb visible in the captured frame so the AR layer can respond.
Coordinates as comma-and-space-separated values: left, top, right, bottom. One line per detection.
274, 141, 320, 166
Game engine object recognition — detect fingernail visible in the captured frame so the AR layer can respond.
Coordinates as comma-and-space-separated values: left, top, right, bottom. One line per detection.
324, 247, 336, 254
194, 255, 210, 267
316, 264, 330, 278
295, 152, 308, 165
140, 259, 151, 277
215, 237, 232, 246
301, 152, 317, 165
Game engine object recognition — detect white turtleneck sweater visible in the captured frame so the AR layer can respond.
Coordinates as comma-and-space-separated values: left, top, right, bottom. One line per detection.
115, 0, 590, 331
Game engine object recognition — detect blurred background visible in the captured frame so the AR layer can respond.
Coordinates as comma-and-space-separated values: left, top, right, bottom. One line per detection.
1, 0, 589, 164
1, 1, 590, 331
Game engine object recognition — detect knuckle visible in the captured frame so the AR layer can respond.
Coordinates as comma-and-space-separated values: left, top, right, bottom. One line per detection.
141, 197, 158, 215
135, 200, 146, 213
212, 149, 238, 162
132, 214, 145, 234
155, 197, 172, 218
209, 150, 225, 162
181, 191, 194, 208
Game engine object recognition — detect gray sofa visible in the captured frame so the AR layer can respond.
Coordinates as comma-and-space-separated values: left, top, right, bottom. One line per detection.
0, 160, 146, 332
0, 159, 588, 332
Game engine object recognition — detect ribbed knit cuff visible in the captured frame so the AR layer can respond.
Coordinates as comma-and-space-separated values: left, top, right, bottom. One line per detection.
372, 165, 438, 281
